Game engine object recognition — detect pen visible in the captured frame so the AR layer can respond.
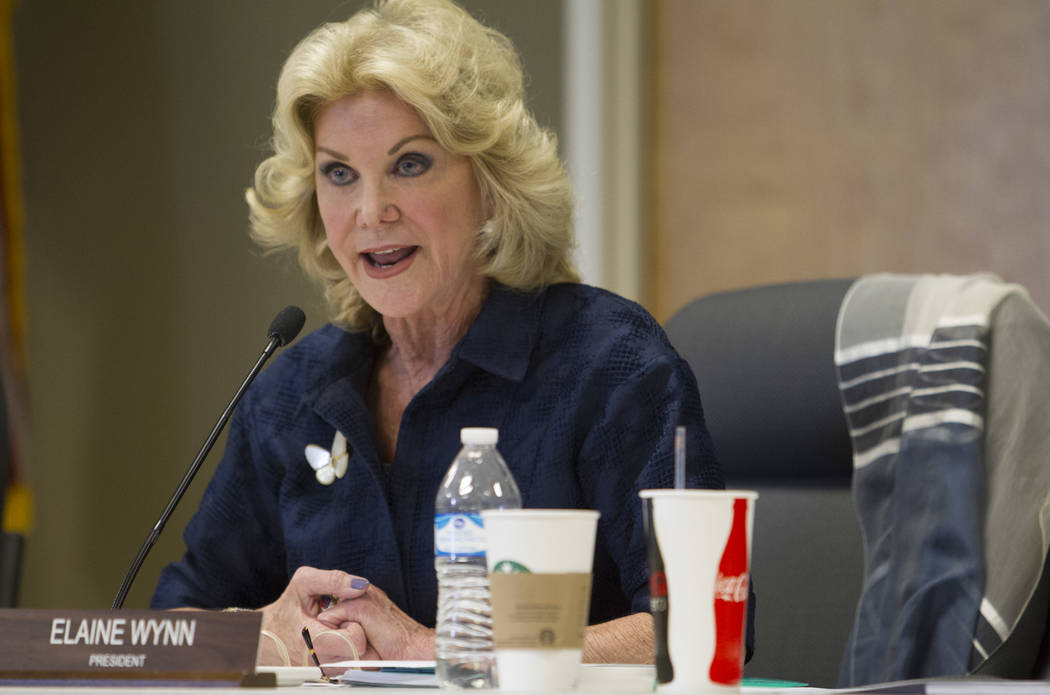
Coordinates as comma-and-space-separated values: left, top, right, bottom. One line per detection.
301, 626, 330, 683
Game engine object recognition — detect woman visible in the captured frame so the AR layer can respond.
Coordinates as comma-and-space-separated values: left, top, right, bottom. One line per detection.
151, 0, 727, 667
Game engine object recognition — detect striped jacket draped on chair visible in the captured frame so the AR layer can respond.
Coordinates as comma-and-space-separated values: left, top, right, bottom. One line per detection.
836, 273, 1050, 686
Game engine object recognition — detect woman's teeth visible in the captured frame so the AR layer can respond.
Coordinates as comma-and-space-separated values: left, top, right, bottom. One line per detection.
365, 246, 416, 268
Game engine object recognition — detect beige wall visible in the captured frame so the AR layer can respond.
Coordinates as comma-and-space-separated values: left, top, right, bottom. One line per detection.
14, 0, 562, 610
649, 0, 1050, 322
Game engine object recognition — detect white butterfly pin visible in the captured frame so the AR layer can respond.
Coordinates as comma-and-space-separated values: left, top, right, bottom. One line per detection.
304, 431, 349, 486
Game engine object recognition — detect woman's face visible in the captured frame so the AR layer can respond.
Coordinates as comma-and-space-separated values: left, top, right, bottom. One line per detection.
314, 90, 487, 323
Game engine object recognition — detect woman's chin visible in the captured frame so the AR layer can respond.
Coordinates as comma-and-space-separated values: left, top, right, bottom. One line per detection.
360, 289, 425, 323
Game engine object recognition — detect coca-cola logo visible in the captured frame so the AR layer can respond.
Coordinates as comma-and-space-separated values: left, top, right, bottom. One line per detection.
709, 498, 750, 686
714, 572, 748, 603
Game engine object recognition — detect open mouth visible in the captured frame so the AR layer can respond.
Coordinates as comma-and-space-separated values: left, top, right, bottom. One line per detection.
362, 246, 418, 269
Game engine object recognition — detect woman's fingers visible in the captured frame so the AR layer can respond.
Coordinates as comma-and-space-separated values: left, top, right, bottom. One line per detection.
304, 618, 369, 665
315, 584, 435, 660
257, 566, 373, 666
288, 566, 370, 607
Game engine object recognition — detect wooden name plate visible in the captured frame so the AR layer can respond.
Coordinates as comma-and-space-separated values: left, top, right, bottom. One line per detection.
0, 609, 272, 687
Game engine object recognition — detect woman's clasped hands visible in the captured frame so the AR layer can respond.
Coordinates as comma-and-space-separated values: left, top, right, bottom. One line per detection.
257, 566, 368, 666
257, 566, 435, 666
315, 575, 436, 662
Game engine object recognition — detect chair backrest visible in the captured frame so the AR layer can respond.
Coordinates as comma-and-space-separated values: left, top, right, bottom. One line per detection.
665, 278, 860, 687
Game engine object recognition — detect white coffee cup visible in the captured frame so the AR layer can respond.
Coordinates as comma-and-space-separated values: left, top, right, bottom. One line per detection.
639, 490, 757, 693
482, 509, 600, 692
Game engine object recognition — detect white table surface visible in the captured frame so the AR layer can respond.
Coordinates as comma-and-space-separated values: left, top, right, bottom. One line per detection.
6, 666, 1049, 694
0, 663, 657, 694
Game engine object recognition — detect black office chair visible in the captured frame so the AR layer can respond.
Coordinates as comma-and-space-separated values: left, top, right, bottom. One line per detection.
667, 276, 1050, 686
665, 278, 861, 687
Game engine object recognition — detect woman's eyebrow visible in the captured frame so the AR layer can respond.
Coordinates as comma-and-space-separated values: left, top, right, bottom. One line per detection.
316, 146, 347, 160
387, 134, 435, 155
315, 135, 436, 160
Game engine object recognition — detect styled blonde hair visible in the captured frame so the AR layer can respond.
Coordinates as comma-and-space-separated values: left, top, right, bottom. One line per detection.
247, 0, 579, 333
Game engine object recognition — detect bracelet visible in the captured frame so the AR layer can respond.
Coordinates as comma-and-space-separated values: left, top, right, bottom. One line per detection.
220, 608, 289, 666
261, 629, 292, 668
302, 629, 360, 666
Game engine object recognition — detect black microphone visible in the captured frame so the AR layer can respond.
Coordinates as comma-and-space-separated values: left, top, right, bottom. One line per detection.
112, 305, 306, 609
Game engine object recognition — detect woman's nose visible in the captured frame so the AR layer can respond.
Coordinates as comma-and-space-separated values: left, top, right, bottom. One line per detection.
356, 179, 400, 229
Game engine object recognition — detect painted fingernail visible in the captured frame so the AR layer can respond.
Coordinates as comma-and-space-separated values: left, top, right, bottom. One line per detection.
319, 594, 338, 610
350, 577, 370, 590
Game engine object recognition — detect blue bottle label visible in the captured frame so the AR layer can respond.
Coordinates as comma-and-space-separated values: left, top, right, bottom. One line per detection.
434, 512, 486, 557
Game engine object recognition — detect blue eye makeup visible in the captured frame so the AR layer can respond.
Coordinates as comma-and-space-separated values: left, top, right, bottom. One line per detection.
316, 151, 432, 185
393, 152, 433, 177
320, 161, 357, 186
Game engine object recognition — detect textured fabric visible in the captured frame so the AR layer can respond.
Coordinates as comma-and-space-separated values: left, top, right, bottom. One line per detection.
834, 273, 1050, 685
152, 283, 725, 635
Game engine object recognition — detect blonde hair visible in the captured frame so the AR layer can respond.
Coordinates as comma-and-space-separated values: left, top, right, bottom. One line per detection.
247, 0, 579, 333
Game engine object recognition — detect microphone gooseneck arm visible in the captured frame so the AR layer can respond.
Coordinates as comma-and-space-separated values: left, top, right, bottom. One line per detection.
112, 306, 305, 609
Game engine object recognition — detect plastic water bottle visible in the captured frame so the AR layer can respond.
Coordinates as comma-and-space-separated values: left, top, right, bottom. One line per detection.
434, 427, 522, 689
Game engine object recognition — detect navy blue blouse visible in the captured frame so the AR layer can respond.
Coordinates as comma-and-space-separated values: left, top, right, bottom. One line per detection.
152, 283, 724, 628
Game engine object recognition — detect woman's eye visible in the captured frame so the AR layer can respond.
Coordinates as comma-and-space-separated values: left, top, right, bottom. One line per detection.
320, 162, 356, 186
394, 153, 432, 177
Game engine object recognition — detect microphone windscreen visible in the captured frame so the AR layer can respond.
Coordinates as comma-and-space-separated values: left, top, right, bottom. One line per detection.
268, 305, 306, 346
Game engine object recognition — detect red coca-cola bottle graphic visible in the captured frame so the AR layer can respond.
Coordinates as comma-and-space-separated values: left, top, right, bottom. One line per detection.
709, 498, 749, 685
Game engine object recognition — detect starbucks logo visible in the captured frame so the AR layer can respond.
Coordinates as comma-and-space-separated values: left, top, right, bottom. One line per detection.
492, 560, 531, 573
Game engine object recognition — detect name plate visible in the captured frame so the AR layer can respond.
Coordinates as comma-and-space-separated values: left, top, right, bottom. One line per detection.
0, 609, 271, 687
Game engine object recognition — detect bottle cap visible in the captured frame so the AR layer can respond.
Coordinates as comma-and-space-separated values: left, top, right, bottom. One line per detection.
461, 427, 498, 445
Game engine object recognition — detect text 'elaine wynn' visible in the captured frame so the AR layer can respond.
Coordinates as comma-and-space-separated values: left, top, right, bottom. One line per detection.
49, 617, 197, 647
